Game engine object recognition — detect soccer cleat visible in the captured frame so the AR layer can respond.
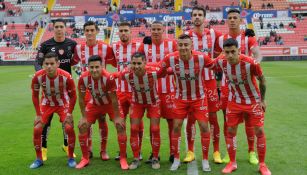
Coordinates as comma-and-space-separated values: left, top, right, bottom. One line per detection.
145, 152, 160, 164
119, 158, 129, 170
222, 153, 230, 164
202, 159, 211, 172
213, 151, 223, 164
76, 158, 89, 169
151, 158, 160, 169
114, 152, 120, 161
183, 151, 195, 163
62, 145, 76, 158
29, 159, 43, 169
259, 163, 271, 175
67, 158, 77, 168
129, 159, 141, 170
169, 154, 175, 163
42, 147, 47, 161
100, 151, 110, 161
170, 158, 181, 171
249, 151, 259, 165
222, 162, 237, 174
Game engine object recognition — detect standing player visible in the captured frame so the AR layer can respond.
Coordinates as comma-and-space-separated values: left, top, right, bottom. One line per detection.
76, 55, 127, 169
34, 18, 77, 161
138, 21, 177, 163
73, 21, 116, 160
30, 52, 77, 169
184, 6, 223, 163
112, 22, 143, 161
215, 38, 271, 175
161, 34, 214, 172
217, 8, 262, 164
116, 52, 166, 170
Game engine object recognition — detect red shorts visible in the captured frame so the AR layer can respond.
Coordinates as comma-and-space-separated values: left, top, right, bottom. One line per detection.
130, 101, 161, 119
204, 79, 220, 112
158, 93, 175, 119
220, 86, 229, 110
226, 101, 265, 127
117, 91, 132, 118
86, 103, 122, 123
41, 105, 68, 124
173, 98, 209, 122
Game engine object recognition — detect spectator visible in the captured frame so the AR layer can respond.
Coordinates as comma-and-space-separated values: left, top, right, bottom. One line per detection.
43, 6, 48, 14
277, 36, 284, 45
262, 3, 265, 9
83, 10, 88, 14
248, 2, 252, 9
205, 5, 209, 11
259, 15, 263, 22
30, 6, 33, 11
3, 23, 7, 32
289, 22, 296, 28
12, 21, 15, 29
1, 2, 5, 10
304, 35, 307, 41
279, 22, 284, 28
267, 22, 272, 29
273, 23, 278, 29
260, 22, 264, 29
17, 0, 21, 4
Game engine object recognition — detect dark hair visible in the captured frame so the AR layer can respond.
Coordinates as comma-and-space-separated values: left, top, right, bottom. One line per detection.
191, 6, 206, 17
53, 18, 66, 26
143, 36, 152, 44
118, 21, 131, 27
178, 34, 191, 40
245, 29, 255, 37
223, 38, 238, 48
227, 8, 241, 15
43, 52, 58, 62
83, 21, 99, 31
88, 55, 102, 64
131, 52, 146, 61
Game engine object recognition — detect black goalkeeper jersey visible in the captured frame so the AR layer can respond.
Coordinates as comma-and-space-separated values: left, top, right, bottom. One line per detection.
34, 38, 77, 74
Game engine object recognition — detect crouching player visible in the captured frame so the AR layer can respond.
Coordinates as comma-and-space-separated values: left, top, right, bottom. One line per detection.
30, 52, 77, 169
75, 55, 127, 169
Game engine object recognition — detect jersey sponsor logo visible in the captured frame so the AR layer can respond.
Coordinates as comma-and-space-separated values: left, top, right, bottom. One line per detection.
59, 59, 71, 63
51, 47, 56, 52
58, 49, 65, 55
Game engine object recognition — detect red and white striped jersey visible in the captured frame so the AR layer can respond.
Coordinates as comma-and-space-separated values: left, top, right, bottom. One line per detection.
162, 51, 214, 100
119, 66, 165, 104
138, 39, 177, 93
185, 29, 222, 80
217, 31, 258, 56
217, 31, 258, 89
74, 41, 116, 72
78, 69, 117, 106
112, 40, 141, 93
31, 68, 77, 115
215, 55, 263, 105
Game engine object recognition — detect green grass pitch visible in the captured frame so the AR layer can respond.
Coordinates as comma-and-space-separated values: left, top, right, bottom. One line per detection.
0, 61, 306, 175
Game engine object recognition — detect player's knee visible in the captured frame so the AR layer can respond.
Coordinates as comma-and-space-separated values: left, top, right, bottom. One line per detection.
116, 124, 126, 134
150, 125, 160, 134
64, 124, 75, 134
130, 124, 139, 135
78, 124, 88, 134
227, 126, 237, 136
34, 126, 43, 137
254, 127, 264, 137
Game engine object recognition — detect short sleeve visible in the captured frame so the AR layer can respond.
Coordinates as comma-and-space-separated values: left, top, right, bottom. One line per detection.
251, 61, 263, 77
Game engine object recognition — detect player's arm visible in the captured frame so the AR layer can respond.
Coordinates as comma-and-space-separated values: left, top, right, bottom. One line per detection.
106, 45, 117, 67
251, 46, 263, 63
31, 75, 42, 124
78, 77, 86, 118
258, 75, 266, 112
66, 76, 77, 123
34, 44, 45, 71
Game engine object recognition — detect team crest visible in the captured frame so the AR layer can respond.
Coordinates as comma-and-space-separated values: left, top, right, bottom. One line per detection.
59, 49, 65, 55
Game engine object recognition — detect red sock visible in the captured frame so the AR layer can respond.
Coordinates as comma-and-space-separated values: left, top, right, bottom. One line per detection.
245, 122, 255, 152
209, 112, 220, 152
226, 131, 237, 162
201, 132, 210, 160
87, 126, 92, 152
130, 124, 140, 159
79, 133, 89, 159
186, 115, 196, 152
99, 120, 108, 153
167, 119, 174, 155
171, 132, 181, 159
150, 125, 160, 159
223, 111, 228, 145
118, 134, 127, 159
256, 132, 266, 163
138, 120, 144, 152
65, 124, 76, 158
33, 127, 43, 160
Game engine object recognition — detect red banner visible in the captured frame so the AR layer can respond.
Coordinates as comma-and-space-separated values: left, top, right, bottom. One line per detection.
290, 4, 307, 11
298, 47, 307, 55
0, 51, 36, 61
261, 46, 307, 56
50, 10, 72, 17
